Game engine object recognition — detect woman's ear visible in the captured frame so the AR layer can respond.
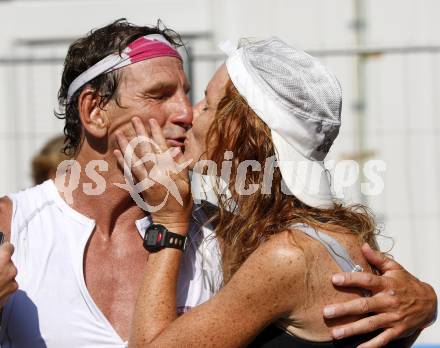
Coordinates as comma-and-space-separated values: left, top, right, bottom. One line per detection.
78, 88, 109, 139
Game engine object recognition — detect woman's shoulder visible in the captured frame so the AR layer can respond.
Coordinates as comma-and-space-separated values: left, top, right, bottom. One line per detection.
286, 223, 373, 274
248, 230, 308, 283
252, 225, 368, 276
225, 230, 309, 314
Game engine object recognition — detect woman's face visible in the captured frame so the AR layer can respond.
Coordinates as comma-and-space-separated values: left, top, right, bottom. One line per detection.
183, 64, 230, 166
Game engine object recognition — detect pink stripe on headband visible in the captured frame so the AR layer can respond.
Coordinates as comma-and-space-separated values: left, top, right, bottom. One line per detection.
66, 34, 182, 103
126, 35, 182, 63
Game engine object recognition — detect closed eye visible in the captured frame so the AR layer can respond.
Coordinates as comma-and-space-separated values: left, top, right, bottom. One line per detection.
147, 89, 175, 101
143, 82, 177, 100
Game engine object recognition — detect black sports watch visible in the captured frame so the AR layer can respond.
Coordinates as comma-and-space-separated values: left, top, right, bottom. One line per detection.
143, 223, 187, 252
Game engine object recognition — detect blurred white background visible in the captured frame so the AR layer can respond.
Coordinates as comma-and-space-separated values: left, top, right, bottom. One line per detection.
0, 0, 439, 345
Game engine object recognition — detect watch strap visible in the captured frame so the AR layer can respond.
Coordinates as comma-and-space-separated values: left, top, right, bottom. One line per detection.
143, 224, 187, 252
163, 230, 187, 251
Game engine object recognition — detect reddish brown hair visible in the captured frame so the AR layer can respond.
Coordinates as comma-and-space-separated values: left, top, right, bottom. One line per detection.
205, 81, 378, 283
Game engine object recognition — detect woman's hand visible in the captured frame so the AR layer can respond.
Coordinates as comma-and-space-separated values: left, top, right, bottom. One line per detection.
114, 117, 192, 228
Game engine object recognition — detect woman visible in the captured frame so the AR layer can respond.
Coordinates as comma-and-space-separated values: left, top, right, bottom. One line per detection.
115, 38, 418, 347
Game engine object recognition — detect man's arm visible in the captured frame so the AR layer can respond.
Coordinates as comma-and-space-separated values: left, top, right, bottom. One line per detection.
0, 196, 18, 309
0, 197, 12, 241
323, 243, 437, 348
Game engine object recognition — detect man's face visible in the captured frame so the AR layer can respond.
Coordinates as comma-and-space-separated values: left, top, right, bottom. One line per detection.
183, 64, 229, 167
105, 56, 192, 151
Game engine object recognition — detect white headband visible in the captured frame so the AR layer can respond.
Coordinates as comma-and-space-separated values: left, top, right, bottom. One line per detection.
66, 34, 181, 103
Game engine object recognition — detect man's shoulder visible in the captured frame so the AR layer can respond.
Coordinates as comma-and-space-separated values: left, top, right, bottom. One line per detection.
8, 181, 52, 208
0, 196, 12, 209
0, 182, 53, 240
0, 196, 13, 240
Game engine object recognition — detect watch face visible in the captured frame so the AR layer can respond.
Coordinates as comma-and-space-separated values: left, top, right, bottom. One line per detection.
146, 228, 160, 246
143, 224, 186, 252
143, 225, 166, 252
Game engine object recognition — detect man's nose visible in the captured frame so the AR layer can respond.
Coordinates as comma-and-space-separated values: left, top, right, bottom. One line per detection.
171, 94, 193, 129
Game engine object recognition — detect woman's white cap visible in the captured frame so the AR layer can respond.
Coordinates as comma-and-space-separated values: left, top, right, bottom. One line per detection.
221, 38, 342, 209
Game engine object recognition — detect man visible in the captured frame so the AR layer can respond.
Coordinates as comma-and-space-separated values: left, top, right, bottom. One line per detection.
0, 242, 17, 309
0, 19, 436, 347
0, 19, 221, 347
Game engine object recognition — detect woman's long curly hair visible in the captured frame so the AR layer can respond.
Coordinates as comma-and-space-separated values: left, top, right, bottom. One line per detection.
205, 80, 378, 283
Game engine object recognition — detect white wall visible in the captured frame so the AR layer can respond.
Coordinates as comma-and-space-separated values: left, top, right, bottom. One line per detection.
0, 0, 439, 343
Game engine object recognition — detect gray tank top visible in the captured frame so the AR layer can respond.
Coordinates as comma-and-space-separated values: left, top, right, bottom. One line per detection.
292, 223, 364, 273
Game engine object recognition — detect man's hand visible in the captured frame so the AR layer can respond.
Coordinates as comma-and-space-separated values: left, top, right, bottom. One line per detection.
0, 242, 18, 308
323, 243, 437, 348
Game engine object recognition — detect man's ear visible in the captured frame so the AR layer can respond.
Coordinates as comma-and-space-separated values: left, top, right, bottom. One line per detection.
78, 88, 109, 139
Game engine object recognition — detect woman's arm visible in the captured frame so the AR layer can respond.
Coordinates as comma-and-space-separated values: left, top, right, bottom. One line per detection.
129, 221, 188, 346
129, 233, 304, 347
115, 118, 300, 347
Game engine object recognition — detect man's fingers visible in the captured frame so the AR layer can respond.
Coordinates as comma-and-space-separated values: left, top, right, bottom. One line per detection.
0, 242, 14, 260
331, 312, 396, 340
360, 243, 383, 265
0, 242, 14, 254
357, 328, 399, 348
324, 294, 396, 319
361, 243, 402, 273
0, 279, 19, 306
0, 243, 19, 308
6, 279, 18, 294
331, 272, 385, 292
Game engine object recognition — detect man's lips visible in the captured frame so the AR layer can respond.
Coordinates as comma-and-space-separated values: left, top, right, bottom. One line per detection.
166, 137, 186, 148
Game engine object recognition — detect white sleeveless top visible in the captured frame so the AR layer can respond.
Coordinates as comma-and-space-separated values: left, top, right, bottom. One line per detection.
0, 180, 223, 348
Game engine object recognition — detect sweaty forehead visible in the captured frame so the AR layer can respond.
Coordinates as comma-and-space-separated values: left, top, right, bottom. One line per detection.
121, 57, 187, 90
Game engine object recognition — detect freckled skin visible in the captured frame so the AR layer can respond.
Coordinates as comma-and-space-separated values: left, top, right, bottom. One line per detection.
183, 66, 372, 340
182, 66, 376, 340
279, 230, 374, 341
131, 225, 377, 346
0, 58, 434, 346
129, 63, 432, 347
128, 64, 383, 346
